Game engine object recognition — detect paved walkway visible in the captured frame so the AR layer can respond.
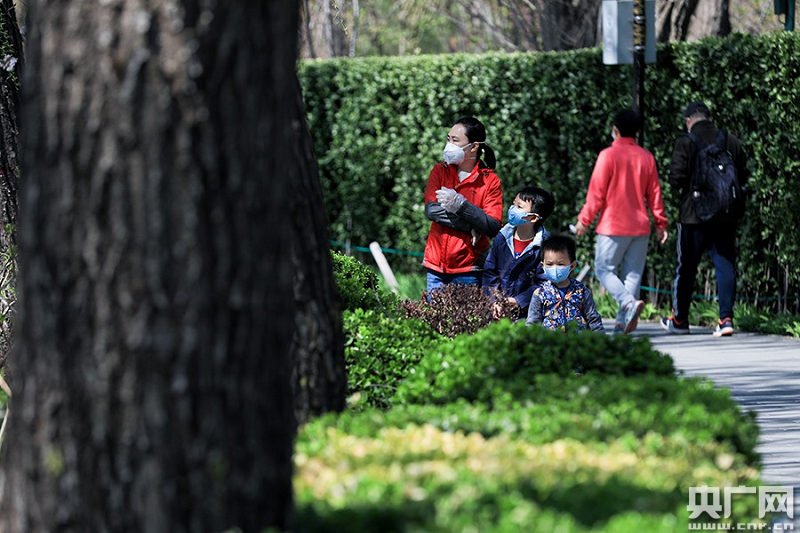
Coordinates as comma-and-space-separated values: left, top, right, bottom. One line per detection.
622, 320, 800, 528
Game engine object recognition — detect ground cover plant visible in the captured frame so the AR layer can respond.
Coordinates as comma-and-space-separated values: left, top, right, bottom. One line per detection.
295, 420, 759, 532
297, 256, 768, 531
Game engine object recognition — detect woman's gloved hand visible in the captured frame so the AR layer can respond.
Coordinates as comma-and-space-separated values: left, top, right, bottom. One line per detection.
436, 187, 467, 213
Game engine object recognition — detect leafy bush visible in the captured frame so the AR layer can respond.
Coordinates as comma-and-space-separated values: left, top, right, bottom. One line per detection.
344, 308, 442, 409
314, 374, 760, 463
295, 420, 762, 532
735, 303, 800, 338
400, 283, 518, 337
395, 320, 675, 405
331, 251, 399, 313
302, 32, 800, 311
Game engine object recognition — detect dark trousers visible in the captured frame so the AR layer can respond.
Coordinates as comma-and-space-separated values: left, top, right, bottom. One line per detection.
672, 223, 737, 322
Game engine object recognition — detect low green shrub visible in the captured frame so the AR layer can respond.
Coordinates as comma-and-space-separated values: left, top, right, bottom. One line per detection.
331, 251, 399, 313
315, 374, 759, 464
295, 420, 762, 532
344, 309, 442, 409
395, 320, 675, 406
401, 283, 518, 338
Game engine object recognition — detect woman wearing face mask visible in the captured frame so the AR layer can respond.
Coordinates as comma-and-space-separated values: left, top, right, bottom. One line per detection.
423, 116, 504, 292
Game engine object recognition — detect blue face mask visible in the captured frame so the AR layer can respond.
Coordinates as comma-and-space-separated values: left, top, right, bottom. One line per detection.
508, 205, 536, 227
544, 264, 573, 284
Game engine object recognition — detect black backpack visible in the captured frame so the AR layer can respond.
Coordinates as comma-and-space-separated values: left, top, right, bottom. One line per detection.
687, 130, 745, 222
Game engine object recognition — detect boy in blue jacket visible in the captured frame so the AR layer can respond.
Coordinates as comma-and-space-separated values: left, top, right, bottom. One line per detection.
483, 186, 555, 320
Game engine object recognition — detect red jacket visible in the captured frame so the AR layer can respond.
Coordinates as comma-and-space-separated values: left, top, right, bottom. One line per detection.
423, 162, 503, 274
578, 137, 668, 236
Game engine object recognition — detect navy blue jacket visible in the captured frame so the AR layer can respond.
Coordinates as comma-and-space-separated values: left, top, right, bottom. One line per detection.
482, 224, 548, 314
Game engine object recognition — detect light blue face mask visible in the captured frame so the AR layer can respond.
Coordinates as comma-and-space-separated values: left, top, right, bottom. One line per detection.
508, 205, 537, 227
544, 264, 573, 284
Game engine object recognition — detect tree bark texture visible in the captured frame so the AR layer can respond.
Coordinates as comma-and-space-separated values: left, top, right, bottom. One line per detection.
656, 0, 731, 42
0, 1, 305, 531
290, 78, 346, 425
299, 0, 348, 59
539, 0, 603, 51
0, 0, 22, 369
0, 0, 21, 244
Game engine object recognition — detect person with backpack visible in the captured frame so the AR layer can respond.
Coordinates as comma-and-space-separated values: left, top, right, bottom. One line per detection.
574, 109, 668, 334
661, 101, 749, 337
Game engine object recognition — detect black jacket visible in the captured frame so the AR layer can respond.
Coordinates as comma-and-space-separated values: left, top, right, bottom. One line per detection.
668, 120, 749, 225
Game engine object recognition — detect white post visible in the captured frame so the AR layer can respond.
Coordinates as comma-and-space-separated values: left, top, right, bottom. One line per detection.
576, 263, 592, 282
369, 241, 399, 294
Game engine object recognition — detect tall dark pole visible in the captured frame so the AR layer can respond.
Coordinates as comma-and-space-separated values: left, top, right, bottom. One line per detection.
632, 0, 646, 146
788, 0, 796, 31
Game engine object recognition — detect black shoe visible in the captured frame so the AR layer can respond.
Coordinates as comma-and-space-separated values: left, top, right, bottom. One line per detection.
660, 316, 690, 335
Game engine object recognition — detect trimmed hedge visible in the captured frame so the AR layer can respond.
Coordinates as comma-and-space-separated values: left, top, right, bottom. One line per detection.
301, 32, 800, 310
394, 320, 675, 405
296, 425, 760, 532
317, 374, 759, 464
295, 389, 763, 532
343, 308, 442, 409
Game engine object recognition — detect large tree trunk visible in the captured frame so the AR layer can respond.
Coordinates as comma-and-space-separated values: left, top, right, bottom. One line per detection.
290, 80, 347, 425
0, 1, 308, 531
656, 0, 731, 42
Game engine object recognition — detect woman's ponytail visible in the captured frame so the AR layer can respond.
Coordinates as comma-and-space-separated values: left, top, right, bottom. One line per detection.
480, 144, 496, 169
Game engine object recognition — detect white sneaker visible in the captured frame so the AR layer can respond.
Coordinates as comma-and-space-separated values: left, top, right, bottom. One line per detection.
623, 300, 645, 334
712, 318, 734, 337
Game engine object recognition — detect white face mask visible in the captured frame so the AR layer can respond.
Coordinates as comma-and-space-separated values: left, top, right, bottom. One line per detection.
442, 141, 472, 165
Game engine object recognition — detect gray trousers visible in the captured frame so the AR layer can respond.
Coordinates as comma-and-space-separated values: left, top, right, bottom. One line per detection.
594, 234, 649, 324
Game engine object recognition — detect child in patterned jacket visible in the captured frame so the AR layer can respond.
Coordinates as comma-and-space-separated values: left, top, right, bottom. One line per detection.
526, 235, 604, 332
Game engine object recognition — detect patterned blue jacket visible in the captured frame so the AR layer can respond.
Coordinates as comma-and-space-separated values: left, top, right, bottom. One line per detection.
525, 278, 604, 332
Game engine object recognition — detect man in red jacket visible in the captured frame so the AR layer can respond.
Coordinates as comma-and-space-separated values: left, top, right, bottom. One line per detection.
574, 109, 668, 334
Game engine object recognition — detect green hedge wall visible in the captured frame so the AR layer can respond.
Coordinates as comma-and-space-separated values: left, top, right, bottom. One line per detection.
300, 32, 800, 311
